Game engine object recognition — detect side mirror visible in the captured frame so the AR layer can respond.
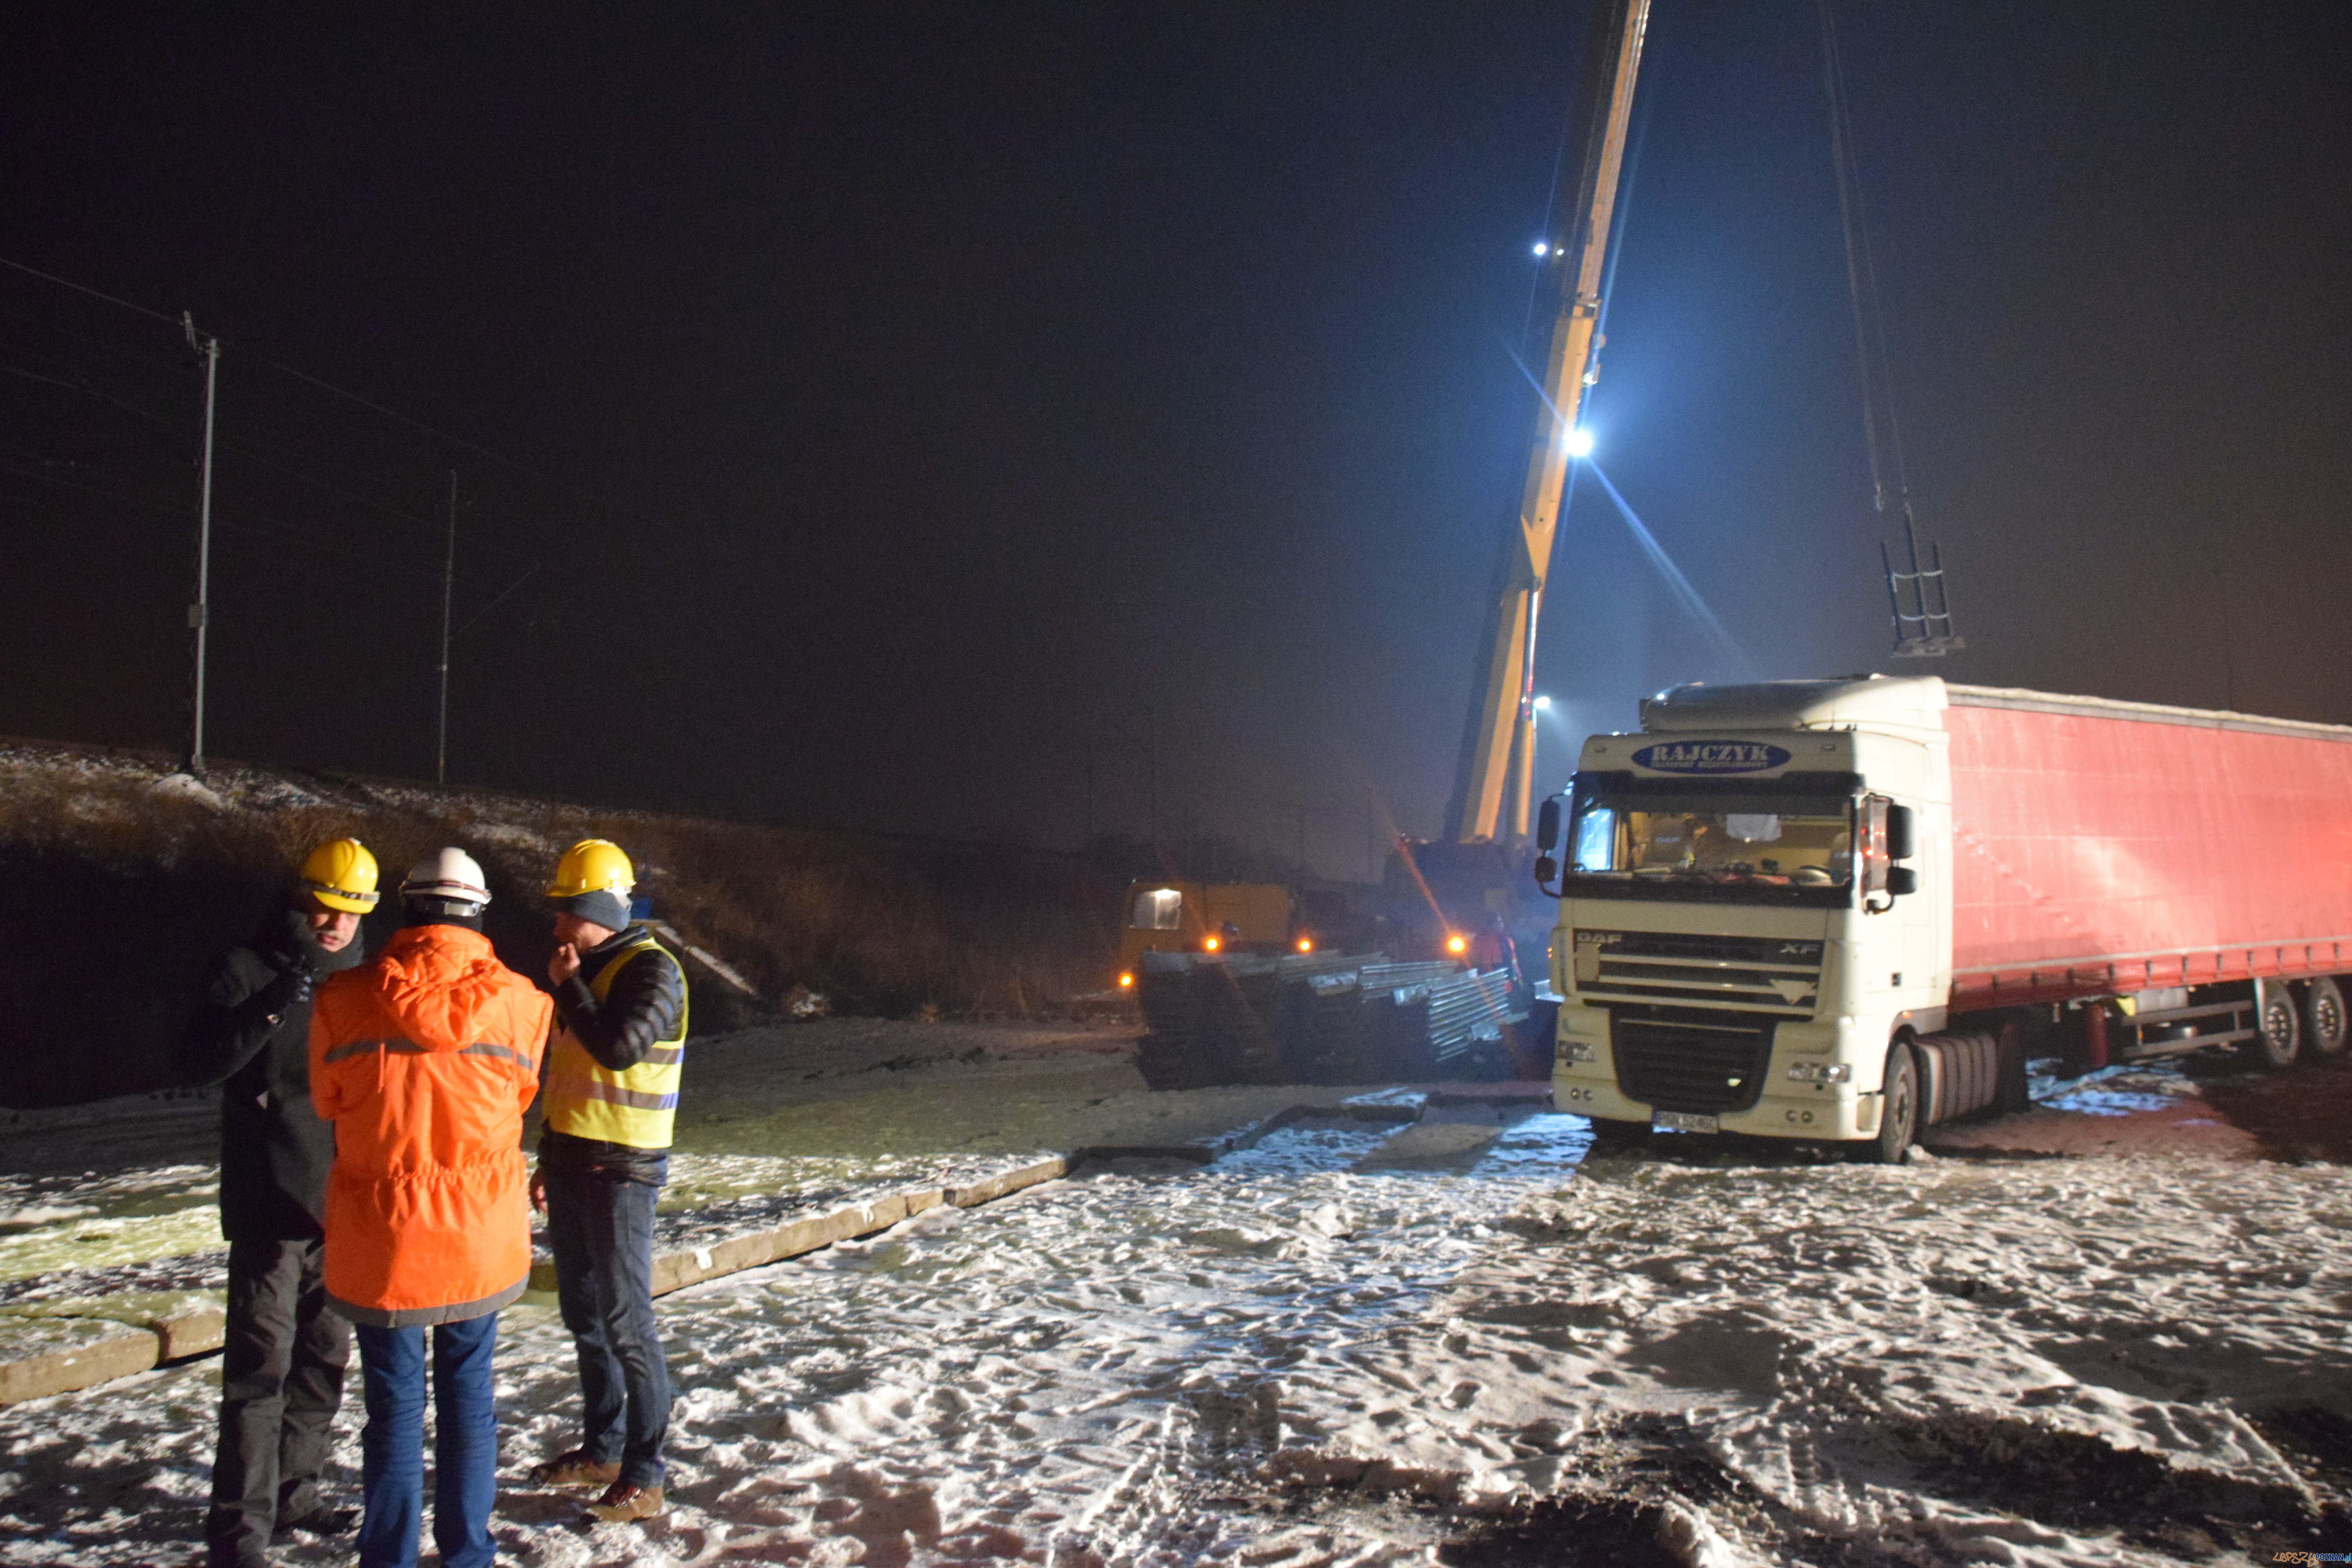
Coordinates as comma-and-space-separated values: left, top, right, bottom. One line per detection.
1885, 804, 1915, 862
1887, 866, 1918, 897
1535, 797, 1561, 853
1533, 854, 1558, 886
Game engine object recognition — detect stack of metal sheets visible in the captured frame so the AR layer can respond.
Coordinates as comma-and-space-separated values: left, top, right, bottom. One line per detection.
1134, 952, 1530, 1088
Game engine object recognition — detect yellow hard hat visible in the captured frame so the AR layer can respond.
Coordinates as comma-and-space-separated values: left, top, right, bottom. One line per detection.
546, 838, 634, 900
300, 837, 381, 913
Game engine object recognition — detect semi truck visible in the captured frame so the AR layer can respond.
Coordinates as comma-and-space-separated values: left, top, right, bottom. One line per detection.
1537, 675, 2352, 1161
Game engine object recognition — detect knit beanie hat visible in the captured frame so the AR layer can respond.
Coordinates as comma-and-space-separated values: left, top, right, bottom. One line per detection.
552, 887, 632, 931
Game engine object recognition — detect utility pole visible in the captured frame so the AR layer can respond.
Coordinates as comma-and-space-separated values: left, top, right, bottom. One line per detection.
182, 313, 219, 776
437, 470, 456, 786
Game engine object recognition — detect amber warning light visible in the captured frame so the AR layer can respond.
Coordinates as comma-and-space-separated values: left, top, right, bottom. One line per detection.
1203, 935, 1221, 952
1446, 934, 1468, 956
1296, 936, 1314, 953
1117, 972, 1134, 989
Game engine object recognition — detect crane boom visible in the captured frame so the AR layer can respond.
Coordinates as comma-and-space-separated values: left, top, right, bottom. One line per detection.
1446, 0, 1651, 845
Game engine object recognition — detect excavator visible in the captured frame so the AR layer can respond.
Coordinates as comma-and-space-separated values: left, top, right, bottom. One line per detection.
1402, 0, 1651, 967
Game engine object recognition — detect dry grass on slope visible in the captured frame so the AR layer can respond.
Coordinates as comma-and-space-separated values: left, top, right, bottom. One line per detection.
0, 742, 1122, 1109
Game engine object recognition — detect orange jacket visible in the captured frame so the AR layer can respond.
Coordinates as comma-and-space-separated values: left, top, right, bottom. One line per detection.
309, 923, 553, 1327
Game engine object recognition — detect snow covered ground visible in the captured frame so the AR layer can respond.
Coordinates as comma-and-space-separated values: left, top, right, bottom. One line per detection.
4, 1038, 2349, 1565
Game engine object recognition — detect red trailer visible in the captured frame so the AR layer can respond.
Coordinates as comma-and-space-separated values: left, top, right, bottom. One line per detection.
1946, 687, 2352, 1065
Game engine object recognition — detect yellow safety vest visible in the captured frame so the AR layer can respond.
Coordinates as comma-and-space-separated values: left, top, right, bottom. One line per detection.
543, 933, 688, 1149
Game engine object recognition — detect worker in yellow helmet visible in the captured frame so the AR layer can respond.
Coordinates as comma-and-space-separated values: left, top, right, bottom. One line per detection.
525, 838, 687, 1524
180, 837, 379, 1568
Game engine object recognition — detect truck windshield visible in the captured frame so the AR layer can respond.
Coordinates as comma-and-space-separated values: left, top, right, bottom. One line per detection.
1566, 779, 1856, 905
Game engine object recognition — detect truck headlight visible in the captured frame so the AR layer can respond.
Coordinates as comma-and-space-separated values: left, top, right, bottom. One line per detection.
1785, 1062, 1850, 1083
1563, 1041, 1597, 1064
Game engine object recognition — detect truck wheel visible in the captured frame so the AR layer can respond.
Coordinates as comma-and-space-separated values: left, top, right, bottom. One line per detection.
1852, 1045, 1917, 1165
2305, 977, 2348, 1058
2248, 983, 2302, 1069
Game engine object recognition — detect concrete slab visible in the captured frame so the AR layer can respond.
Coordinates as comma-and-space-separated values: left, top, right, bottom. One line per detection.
527, 1157, 1073, 1298
0, 1313, 158, 1404
1422, 1081, 1555, 1107
944, 1156, 1067, 1207
1351, 1119, 1503, 1171
5, 1290, 227, 1361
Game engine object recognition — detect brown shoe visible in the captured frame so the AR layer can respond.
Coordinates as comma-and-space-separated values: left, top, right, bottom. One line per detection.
531, 1449, 622, 1488
585, 1481, 666, 1523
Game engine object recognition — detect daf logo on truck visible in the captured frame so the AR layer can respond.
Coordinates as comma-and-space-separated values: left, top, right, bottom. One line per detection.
1630, 741, 1792, 775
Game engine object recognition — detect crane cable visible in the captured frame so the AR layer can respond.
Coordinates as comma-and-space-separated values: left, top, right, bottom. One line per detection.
1818, 0, 1911, 519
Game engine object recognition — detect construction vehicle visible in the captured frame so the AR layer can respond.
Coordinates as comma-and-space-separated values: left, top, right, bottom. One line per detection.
1114, 880, 1303, 991
1411, 0, 1650, 962
1538, 675, 2352, 1162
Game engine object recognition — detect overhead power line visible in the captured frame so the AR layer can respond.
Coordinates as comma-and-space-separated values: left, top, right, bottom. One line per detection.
0, 250, 664, 533
0, 255, 178, 325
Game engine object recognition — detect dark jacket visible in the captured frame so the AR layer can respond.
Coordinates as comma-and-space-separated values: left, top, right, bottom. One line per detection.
180, 904, 366, 1241
539, 926, 685, 1180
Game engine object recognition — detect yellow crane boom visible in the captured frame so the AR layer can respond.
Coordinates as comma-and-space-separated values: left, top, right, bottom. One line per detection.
1447, 0, 1651, 845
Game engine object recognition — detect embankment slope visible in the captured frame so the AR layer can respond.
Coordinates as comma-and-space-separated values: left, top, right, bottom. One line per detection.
0, 739, 1122, 1107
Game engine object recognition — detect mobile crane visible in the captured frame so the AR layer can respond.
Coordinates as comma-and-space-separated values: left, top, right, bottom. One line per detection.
1405, 0, 1651, 958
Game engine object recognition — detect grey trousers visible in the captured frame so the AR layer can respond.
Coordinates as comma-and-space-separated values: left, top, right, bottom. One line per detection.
205, 1236, 350, 1568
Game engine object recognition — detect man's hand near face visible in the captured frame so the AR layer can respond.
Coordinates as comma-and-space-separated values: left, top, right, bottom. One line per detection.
549, 944, 581, 986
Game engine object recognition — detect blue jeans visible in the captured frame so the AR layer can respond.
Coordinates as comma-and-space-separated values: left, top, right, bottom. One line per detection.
354, 1314, 499, 1568
545, 1159, 671, 1488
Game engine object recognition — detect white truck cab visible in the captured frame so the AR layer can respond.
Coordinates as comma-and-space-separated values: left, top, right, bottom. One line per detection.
1541, 676, 1952, 1158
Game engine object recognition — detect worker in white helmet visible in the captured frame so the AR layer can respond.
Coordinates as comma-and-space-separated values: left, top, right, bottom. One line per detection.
526, 837, 688, 1524
309, 848, 552, 1568
182, 837, 380, 1568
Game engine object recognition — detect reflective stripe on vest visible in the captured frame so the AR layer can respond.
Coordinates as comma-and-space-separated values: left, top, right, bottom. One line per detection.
323, 1037, 535, 1069
543, 933, 688, 1149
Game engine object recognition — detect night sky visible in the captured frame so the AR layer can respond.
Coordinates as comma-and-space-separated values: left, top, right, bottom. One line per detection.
4, 4, 2347, 877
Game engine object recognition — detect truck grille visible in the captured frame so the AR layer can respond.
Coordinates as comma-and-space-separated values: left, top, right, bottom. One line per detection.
1610, 1009, 1777, 1115
1573, 929, 1824, 1016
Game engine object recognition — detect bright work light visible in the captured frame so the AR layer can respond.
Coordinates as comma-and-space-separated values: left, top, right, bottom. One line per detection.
1563, 427, 1595, 459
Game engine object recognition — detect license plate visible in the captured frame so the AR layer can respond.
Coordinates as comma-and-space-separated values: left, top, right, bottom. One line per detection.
1653, 1110, 1719, 1134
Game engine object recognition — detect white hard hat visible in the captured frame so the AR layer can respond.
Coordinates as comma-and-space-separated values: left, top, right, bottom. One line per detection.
399, 847, 492, 910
